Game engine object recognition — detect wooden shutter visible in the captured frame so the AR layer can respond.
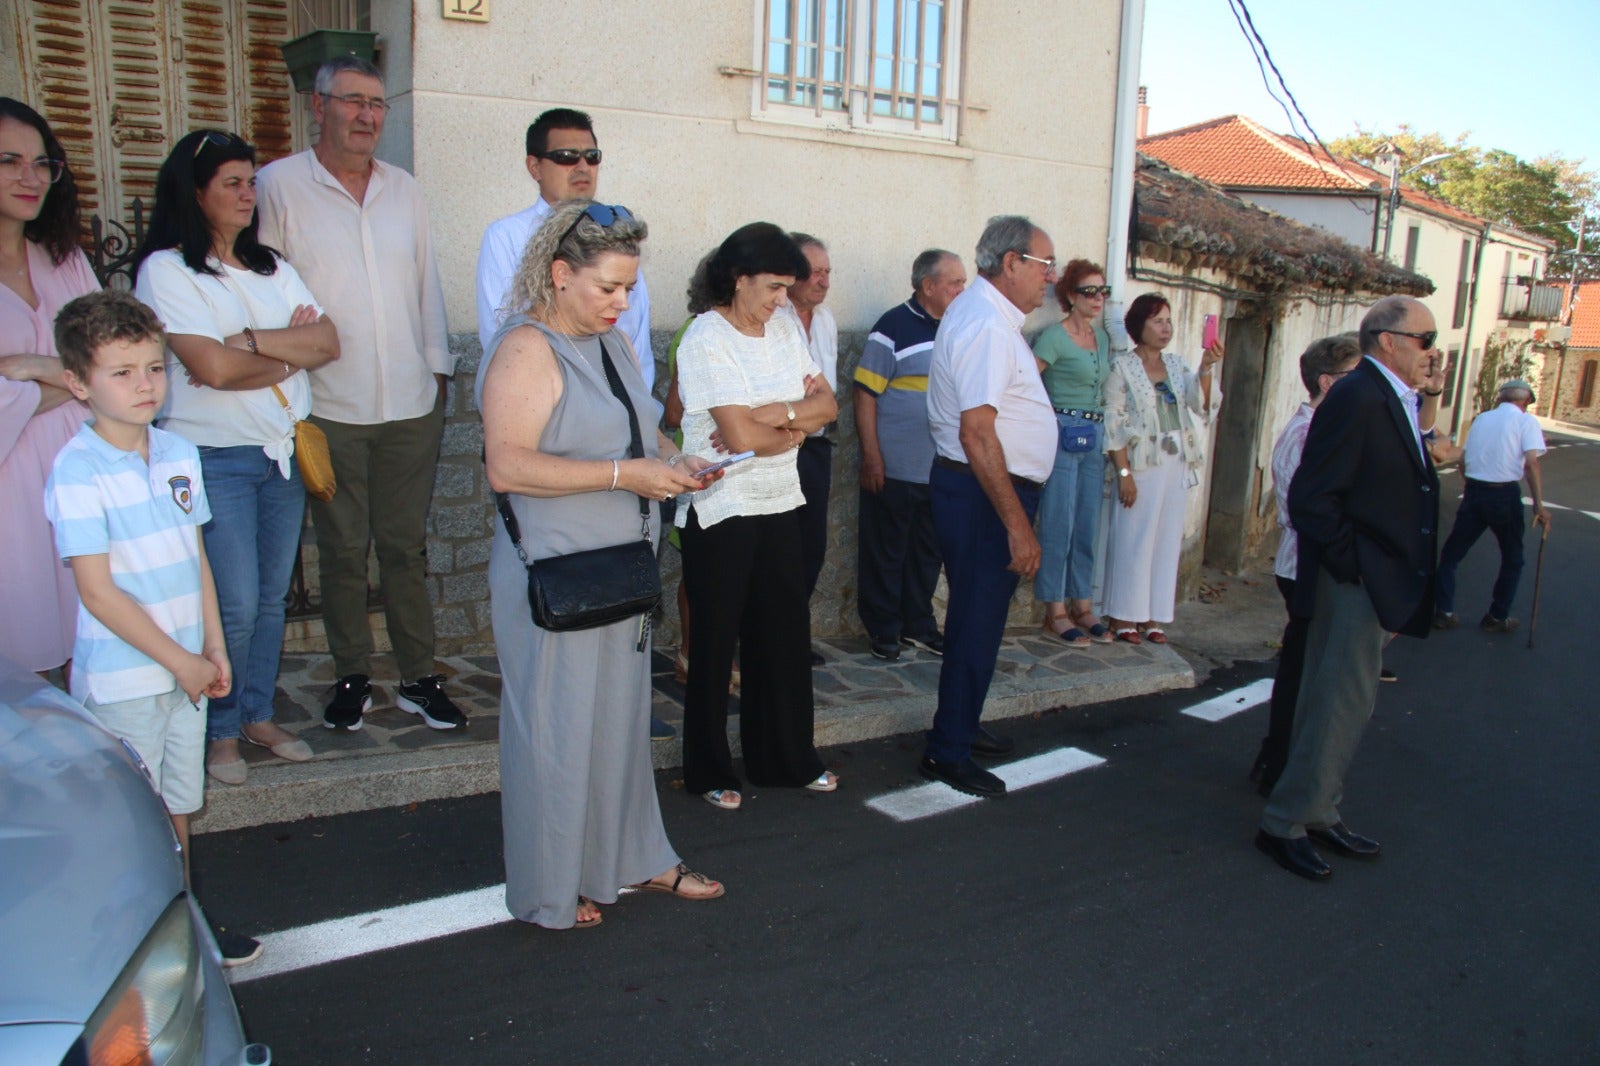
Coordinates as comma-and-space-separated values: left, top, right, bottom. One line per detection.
98, 0, 174, 220
17, 0, 111, 223
240, 0, 295, 163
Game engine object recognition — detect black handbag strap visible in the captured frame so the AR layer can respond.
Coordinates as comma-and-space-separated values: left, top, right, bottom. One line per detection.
494, 332, 650, 563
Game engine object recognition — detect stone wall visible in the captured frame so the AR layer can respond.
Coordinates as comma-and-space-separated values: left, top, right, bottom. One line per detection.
1537, 345, 1600, 427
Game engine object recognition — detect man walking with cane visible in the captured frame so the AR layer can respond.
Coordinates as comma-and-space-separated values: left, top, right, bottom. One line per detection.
1432, 379, 1551, 634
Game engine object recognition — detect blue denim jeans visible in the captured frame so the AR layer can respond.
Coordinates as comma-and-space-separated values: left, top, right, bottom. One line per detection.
198, 445, 305, 741
1034, 414, 1105, 603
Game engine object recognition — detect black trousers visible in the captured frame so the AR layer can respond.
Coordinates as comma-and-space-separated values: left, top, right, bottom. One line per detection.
796, 436, 834, 599
679, 508, 825, 794
856, 477, 942, 642
1257, 574, 1309, 782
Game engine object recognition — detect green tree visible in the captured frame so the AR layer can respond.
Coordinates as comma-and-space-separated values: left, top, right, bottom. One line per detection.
1329, 126, 1599, 279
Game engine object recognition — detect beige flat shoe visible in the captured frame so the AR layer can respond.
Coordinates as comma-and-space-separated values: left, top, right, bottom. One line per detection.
241, 730, 314, 762
207, 758, 247, 786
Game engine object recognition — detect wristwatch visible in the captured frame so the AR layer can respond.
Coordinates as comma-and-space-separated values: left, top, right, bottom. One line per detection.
1118, 467, 1131, 478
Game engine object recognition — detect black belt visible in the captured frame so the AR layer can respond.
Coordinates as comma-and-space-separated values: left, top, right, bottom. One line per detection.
935, 455, 1042, 491
1054, 407, 1104, 422
1466, 478, 1518, 489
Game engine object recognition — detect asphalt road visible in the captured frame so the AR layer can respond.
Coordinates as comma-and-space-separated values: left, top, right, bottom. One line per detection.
199, 436, 1600, 1065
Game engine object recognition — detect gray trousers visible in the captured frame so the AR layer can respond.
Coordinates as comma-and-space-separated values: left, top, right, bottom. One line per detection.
1261, 567, 1385, 838
308, 402, 445, 681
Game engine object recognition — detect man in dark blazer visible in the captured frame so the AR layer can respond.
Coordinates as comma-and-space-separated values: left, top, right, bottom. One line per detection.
1256, 295, 1441, 881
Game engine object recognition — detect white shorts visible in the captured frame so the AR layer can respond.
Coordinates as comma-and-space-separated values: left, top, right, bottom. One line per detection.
84, 688, 207, 816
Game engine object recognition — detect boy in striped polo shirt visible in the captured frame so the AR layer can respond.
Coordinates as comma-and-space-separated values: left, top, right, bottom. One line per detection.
44, 291, 230, 873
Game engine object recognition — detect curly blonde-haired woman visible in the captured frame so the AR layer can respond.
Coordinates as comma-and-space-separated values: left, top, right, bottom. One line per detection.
479, 199, 725, 929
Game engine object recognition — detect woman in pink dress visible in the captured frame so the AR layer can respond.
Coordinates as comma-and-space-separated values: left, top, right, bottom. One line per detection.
0, 98, 97, 673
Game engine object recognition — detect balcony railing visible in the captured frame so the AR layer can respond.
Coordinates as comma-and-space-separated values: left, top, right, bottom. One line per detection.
1500, 277, 1564, 321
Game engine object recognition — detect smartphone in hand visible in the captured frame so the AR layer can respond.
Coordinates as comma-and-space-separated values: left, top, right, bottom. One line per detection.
1202, 314, 1220, 351
696, 450, 756, 479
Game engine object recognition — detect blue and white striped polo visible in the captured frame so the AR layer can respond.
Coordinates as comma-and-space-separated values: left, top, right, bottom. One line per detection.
44, 423, 212, 705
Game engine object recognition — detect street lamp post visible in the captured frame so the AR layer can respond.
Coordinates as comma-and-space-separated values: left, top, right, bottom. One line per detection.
1377, 143, 1456, 261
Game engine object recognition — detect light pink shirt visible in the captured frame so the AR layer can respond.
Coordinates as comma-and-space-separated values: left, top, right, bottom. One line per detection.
0, 243, 97, 669
1271, 402, 1314, 580
256, 150, 452, 425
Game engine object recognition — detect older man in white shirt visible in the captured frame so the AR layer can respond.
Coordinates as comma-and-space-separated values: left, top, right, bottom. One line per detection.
1433, 378, 1550, 633
920, 215, 1058, 798
475, 108, 654, 391
256, 55, 464, 733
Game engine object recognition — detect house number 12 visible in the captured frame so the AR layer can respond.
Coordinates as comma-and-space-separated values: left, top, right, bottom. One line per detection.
443, 0, 488, 22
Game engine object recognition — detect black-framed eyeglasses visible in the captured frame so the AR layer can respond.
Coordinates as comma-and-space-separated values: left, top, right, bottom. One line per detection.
538, 148, 602, 167
319, 92, 391, 115
1383, 329, 1438, 350
0, 152, 65, 185
1073, 285, 1113, 297
191, 131, 239, 160
557, 202, 635, 250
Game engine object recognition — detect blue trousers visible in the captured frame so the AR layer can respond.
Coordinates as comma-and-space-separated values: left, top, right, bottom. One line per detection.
198, 445, 305, 741
925, 463, 1039, 763
1435, 480, 1525, 620
1033, 415, 1104, 603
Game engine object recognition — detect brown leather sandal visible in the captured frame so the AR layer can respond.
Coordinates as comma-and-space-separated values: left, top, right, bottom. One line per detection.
631, 863, 725, 900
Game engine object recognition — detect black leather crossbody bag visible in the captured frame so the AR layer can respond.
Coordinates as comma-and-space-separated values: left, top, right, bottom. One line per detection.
495, 337, 660, 643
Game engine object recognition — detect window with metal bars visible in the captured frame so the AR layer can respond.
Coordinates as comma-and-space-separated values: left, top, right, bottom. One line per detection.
760, 0, 964, 140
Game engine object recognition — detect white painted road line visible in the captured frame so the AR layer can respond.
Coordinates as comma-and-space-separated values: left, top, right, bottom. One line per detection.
1181, 677, 1275, 722
229, 883, 512, 985
866, 746, 1107, 822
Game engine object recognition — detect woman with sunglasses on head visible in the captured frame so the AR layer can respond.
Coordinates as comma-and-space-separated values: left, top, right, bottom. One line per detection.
481, 200, 724, 930
1031, 259, 1114, 647
673, 222, 840, 811
1100, 293, 1222, 645
133, 130, 339, 786
0, 98, 99, 678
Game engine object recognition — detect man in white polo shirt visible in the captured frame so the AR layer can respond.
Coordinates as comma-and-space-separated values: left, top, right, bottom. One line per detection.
920, 215, 1058, 797
1433, 378, 1550, 633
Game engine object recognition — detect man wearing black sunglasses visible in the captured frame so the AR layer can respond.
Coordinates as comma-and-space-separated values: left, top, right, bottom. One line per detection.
1257, 295, 1442, 882
476, 108, 655, 397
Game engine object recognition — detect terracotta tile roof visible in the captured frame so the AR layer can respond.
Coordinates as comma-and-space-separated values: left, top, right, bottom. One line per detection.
1139, 115, 1484, 229
1566, 280, 1600, 347
1135, 155, 1431, 297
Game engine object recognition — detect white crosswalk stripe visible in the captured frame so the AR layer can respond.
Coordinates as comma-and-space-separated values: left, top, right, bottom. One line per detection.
866, 747, 1107, 822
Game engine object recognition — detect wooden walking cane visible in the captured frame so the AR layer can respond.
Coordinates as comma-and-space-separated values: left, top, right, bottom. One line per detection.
1526, 524, 1550, 650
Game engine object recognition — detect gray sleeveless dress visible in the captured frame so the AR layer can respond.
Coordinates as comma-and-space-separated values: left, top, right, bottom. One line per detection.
478, 313, 678, 929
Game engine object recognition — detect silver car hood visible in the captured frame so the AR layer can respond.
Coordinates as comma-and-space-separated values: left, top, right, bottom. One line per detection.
0, 667, 183, 1026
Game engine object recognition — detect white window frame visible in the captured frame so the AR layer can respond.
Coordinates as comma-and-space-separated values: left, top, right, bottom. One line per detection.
752, 0, 966, 143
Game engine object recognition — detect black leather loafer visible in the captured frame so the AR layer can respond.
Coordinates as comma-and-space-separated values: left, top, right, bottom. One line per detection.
919, 756, 1006, 797
868, 638, 901, 661
969, 726, 1014, 758
1307, 821, 1382, 858
1255, 830, 1332, 881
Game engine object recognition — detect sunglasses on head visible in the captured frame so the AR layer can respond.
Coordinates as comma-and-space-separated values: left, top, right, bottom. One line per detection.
191, 130, 240, 160
557, 203, 635, 249
538, 148, 602, 167
1383, 329, 1438, 350
1072, 285, 1113, 297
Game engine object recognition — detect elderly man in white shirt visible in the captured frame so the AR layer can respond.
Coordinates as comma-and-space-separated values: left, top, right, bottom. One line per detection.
256, 55, 464, 733
1433, 378, 1550, 633
920, 215, 1058, 798
775, 234, 837, 664
475, 108, 654, 392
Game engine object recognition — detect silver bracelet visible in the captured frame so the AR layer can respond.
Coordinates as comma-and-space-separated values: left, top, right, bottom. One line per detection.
666, 453, 686, 468
609, 459, 619, 491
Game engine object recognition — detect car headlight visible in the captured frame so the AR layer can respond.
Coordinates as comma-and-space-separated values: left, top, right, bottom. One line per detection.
78, 894, 205, 1065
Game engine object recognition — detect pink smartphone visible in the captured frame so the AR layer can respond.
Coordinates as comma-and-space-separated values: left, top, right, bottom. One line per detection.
1201, 314, 1220, 351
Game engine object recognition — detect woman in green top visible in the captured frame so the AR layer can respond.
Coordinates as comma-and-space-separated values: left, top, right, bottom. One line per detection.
1032, 259, 1113, 646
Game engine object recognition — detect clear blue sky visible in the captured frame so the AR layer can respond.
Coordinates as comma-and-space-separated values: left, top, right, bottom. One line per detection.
1141, 0, 1600, 172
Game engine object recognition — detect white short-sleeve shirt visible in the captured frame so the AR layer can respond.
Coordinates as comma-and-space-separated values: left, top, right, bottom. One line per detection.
674, 310, 819, 529
926, 275, 1056, 483
1463, 401, 1546, 483
136, 250, 319, 475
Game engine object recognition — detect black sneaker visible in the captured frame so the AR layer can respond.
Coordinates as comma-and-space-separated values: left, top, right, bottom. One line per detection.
216, 931, 263, 968
397, 675, 468, 730
323, 673, 372, 731
869, 637, 901, 661
900, 632, 945, 656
